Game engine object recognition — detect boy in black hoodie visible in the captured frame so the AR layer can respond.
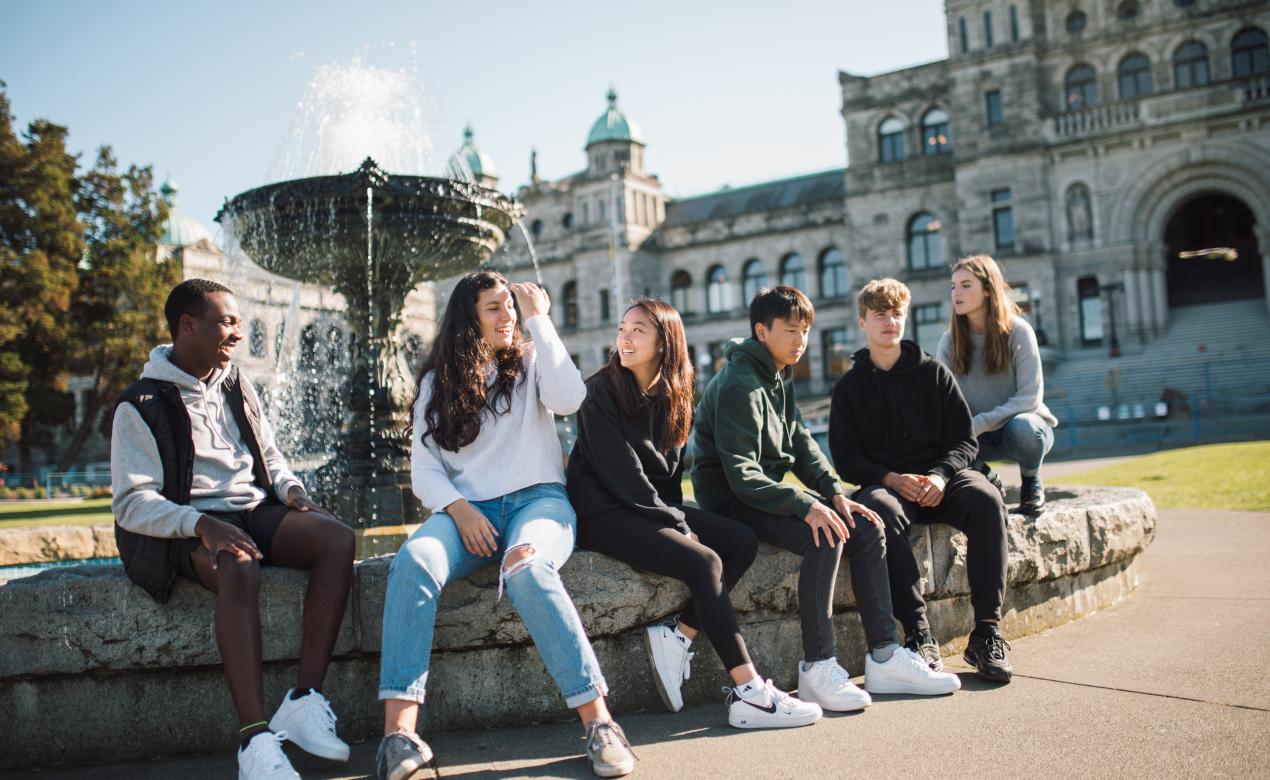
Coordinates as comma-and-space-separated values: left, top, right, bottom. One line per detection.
829, 278, 1013, 682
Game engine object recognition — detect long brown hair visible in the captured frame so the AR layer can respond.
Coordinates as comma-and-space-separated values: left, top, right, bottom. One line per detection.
414, 270, 525, 452
949, 255, 1020, 375
598, 298, 695, 452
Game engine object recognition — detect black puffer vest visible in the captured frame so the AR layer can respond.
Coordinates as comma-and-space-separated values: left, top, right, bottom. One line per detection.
114, 365, 278, 602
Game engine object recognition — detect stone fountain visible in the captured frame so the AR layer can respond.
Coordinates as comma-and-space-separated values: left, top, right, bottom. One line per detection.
215, 158, 521, 525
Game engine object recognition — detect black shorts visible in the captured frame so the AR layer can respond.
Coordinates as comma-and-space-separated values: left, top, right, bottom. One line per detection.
175, 499, 292, 585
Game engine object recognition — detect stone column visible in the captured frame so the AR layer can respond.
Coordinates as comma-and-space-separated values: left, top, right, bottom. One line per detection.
1123, 264, 1141, 343
1257, 225, 1270, 319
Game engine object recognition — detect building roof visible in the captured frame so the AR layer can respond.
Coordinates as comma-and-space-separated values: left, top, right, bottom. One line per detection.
453, 124, 497, 180
661, 169, 846, 227
586, 87, 645, 147
159, 181, 214, 247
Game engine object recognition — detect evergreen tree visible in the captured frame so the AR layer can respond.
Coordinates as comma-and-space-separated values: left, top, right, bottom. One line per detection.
0, 85, 83, 468
58, 148, 174, 470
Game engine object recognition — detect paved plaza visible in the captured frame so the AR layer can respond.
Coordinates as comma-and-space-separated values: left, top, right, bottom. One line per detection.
10, 503, 1268, 779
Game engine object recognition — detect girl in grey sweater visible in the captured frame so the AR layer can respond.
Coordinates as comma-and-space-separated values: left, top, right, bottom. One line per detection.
937, 255, 1058, 514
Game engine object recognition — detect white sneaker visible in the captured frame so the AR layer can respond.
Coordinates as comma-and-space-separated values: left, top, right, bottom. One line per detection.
865, 647, 962, 695
727, 679, 823, 729
797, 657, 872, 712
643, 620, 693, 712
238, 731, 300, 780
269, 688, 351, 762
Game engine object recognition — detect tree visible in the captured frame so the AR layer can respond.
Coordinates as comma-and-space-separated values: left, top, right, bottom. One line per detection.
0, 85, 83, 469
57, 148, 174, 471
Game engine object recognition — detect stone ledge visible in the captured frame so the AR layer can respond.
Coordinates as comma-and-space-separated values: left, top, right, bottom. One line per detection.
0, 524, 116, 566
0, 485, 1154, 768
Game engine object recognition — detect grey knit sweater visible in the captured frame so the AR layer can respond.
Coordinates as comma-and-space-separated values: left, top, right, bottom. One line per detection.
936, 315, 1058, 437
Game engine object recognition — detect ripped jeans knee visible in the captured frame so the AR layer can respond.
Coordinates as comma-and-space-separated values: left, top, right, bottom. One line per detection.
498, 543, 538, 601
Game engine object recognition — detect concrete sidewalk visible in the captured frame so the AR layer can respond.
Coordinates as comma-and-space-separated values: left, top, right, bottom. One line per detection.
11, 506, 1269, 779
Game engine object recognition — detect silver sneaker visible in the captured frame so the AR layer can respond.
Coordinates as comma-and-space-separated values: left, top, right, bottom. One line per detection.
375, 730, 434, 780
584, 720, 636, 778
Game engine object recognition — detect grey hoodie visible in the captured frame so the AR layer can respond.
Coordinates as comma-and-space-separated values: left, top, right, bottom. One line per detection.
110, 346, 303, 538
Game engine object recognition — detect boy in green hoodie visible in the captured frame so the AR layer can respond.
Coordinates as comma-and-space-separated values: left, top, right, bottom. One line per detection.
692, 286, 962, 708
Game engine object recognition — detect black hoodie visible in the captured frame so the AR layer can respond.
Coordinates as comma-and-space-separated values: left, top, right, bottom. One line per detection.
828, 340, 978, 488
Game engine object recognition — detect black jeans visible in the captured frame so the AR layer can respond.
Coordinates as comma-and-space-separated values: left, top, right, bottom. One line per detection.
721, 498, 897, 663
577, 504, 758, 670
855, 469, 1008, 633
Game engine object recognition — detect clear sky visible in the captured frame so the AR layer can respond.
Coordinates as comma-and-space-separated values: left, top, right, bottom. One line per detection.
0, 0, 948, 230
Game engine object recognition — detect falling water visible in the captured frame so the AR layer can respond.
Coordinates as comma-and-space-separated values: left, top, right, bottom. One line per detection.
513, 219, 545, 286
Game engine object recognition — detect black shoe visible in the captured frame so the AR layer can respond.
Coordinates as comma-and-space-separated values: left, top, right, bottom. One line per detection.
963, 626, 1013, 683
1019, 475, 1045, 515
903, 627, 943, 672
974, 459, 1006, 501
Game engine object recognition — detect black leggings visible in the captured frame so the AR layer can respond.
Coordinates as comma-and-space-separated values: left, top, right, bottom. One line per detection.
577, 505, 758, 671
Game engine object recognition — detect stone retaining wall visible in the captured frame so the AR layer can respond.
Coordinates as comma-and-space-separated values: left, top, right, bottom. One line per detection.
0, 486, 1155, 768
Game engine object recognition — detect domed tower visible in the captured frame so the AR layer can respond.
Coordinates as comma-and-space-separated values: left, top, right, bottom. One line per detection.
449, 124, 499, 189
586, 86, 645, 177
159, 180, 214, 249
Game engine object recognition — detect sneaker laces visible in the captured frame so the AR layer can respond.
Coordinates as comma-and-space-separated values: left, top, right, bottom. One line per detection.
899, 647, 935, 673
983, 632, 1012, 661
392, 729, 430, 757
821, 662, 854, 691
247, 731, 291, 772
303, 692, 339, 733
587, 720, 638, 760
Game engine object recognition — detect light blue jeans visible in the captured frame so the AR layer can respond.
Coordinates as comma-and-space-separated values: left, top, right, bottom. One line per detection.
378, 482, 608, 708
977, 413, 1055, 477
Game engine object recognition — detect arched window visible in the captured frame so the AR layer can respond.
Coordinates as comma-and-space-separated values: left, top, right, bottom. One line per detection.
1066, 11, 1087, 33
530, 219, 543, 238
670, 270, 692, 313
1173, 41, 1210, 88
1116, 0, 1140, 20
1066, 183, 1093, 242
562, 281, 579, 328
1232, 28, 1269, 78
249, 319, 267, 358
819, 247, 848, 299
1118, 53, 1153, 99
921, 108, 951, 155
706, 265, 732, 314
907, 213, 943, 271
562, 212, 574, 229
780, 253, 806, 290
742, 259, 767, 304
300, 324, 320, 364
1065, 64, 1099, 111
878, 117, 906, 163
326, 326, 345, 365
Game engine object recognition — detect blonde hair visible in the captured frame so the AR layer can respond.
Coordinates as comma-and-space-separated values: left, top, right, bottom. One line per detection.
857, 278, 912, 320
949, 255, 1020, 375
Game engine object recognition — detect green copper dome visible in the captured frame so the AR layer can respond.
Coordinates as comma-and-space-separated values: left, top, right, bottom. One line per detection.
586, 87, 644, 148
454, 124, 497, 180
159, 181, 213, 248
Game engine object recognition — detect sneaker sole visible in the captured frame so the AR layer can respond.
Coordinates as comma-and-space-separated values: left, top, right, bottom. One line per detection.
796, 685, 870, 712
728, 710, 823, 729
963, 651, 1014, 682
642, 628, 684, 713
864, 676, 960, 696
268, 713, 351, 762
591, 758, 636, 778
389, 764, 432, 780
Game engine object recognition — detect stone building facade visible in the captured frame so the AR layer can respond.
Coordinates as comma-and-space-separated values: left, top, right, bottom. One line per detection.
452, 0, 1269, 412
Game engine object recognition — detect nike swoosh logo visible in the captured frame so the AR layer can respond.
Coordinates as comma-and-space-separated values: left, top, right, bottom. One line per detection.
743, 699, 778, 714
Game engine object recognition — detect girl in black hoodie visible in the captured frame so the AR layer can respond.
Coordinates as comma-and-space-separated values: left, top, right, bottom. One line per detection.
567, 298, 822, 729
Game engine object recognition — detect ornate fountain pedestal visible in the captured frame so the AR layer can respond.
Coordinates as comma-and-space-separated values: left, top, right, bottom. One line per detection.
216, 158, 521, 526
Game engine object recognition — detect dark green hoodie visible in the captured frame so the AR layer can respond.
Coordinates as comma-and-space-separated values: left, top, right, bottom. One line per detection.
691, 337, 843, 519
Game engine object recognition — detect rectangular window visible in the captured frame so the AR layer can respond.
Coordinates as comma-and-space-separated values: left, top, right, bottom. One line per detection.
910, 303, 945, 350
959, 17, 969, 53
599, 289, 611, 322
985, 90, 1003, 126
1009, 5, 1019, 42
992, 189, 1015, 253
1078, 276, 1103, 345
983, 11, 994, 48
821, 327, 853, 381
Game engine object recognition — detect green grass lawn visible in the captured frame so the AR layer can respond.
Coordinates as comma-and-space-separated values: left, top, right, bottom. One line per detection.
1056, 441, 1270, 512
0, 498, 114, 529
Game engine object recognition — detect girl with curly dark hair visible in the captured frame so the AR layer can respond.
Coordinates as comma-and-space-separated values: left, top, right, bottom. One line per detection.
567, 298, 822, 730
377, 270, 634, 779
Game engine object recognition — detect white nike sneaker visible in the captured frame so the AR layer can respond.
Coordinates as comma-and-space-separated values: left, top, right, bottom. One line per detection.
269, 688, 350, 762
644, 620, 694, 712
238, 731, 299, 780
727, 679, 823, 729
797, 657, 872, 712
864, 647, 962, 695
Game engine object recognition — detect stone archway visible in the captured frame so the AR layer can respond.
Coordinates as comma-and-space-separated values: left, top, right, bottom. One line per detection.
1164, 193, 1263, 307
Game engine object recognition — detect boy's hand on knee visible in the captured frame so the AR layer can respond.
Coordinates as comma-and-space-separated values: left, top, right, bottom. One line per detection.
916, 474, 946, 507
194, 515, 261, 570
884, 472, 927, 502
831, 493, 883, 529
287, 486, 335, 519
804, 502, 849, 548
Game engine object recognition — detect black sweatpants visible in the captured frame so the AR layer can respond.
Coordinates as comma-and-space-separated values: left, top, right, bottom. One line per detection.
576, 504, 758, 670
855, 469, 1008, 633
720, 498, 897, 664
